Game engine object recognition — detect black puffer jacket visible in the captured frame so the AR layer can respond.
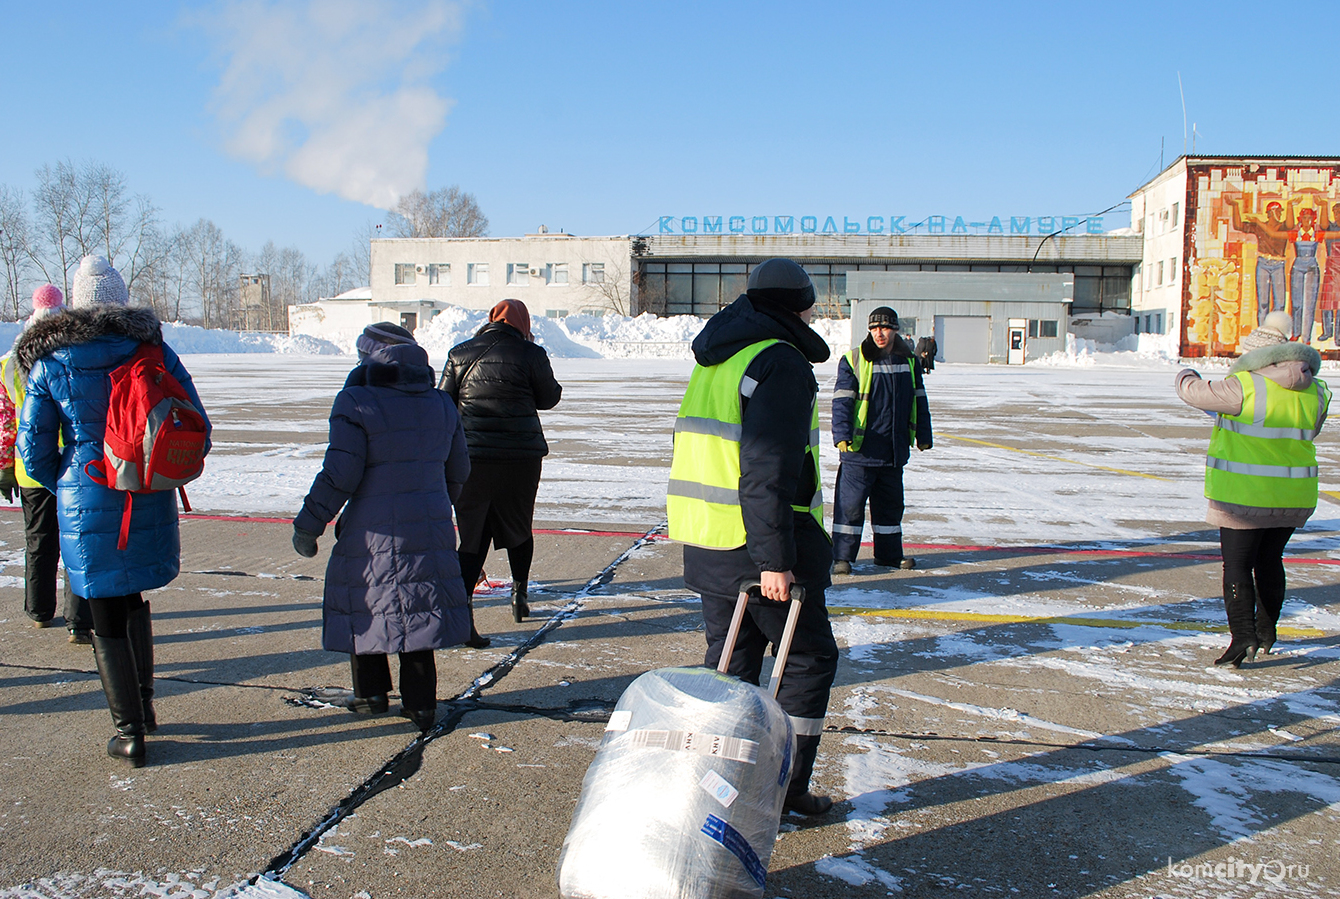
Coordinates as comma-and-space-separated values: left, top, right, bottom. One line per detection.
440, 322, 562, 460
682, 295, 832, 587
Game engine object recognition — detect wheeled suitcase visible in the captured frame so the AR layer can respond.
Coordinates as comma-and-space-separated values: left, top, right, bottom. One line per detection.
556, 582, 805, 899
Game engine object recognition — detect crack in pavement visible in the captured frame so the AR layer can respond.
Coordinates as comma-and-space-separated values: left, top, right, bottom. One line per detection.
258, 522, 666, 885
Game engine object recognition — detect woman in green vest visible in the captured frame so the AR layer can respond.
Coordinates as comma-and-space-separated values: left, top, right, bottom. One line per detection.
1176, 311, 1330, 667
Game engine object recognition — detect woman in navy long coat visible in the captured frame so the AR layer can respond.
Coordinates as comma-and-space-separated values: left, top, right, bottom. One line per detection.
16, 255, 210, 767
293, 323, 471, 732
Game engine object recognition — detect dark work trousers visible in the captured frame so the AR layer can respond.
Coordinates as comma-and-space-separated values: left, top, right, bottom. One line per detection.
701, 585, 839, 799
832, 463, 905, 563
459, 528, 534, 597
1220, 526, 1294, 595
350, 650, 437, 712
20, 486, 90, 629
88, 593, 148, 638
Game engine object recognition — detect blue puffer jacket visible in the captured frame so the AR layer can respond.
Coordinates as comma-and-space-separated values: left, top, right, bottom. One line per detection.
295, 342, 472, 655
14, 307, 210, 599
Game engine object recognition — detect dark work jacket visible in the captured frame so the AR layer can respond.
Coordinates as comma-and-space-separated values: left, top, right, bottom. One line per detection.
295, 343, 471, 655
440, 322, 562, 461
832, 335, 932, 467
682, 295, 833, 595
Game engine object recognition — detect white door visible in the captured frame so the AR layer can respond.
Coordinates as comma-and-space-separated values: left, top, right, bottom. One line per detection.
1007, 318, 1026, 365
934, 316, 990, 364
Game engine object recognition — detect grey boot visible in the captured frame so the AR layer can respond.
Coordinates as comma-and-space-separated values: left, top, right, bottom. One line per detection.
127, 604, 156, 733
92, 636, 146, 766
1255, 582, 1285, 655
1215, 583, 1260, 668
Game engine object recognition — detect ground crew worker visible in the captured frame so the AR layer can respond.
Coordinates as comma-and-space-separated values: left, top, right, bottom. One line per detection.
667, 258, 839, 817
1176, 311, 1330, 667
830, 306, 932, 574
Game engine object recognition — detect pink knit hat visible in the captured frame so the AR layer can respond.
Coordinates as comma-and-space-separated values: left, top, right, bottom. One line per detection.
30, 284, 64, 320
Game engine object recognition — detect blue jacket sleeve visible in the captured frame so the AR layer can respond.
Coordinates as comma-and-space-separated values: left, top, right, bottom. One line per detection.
16, 360, 62, 490
163, 344, 213, 455
294, 389, 367, 536
913, 360, 933, 448
831, 353, 857, 445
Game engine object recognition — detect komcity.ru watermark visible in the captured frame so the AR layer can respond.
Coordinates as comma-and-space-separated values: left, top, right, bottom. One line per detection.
1166, 856, 1309, 885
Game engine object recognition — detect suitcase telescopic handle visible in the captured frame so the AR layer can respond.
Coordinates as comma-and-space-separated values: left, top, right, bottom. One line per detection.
717, 581, 806, 698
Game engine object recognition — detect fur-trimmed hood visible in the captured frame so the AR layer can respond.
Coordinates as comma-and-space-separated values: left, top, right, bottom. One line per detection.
13, 306, 161, 377
1230, 340, 1321, 377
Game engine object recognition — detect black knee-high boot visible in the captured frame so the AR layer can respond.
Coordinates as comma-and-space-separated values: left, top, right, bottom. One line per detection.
1215, 583, 1259, 668
93, 636, 146, 766
127, 604, 156, 733
1255, 581, 1285, 655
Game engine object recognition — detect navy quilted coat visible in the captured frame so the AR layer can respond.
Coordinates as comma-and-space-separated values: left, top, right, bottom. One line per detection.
294, 343, 472, 655
14, 307, 210, 599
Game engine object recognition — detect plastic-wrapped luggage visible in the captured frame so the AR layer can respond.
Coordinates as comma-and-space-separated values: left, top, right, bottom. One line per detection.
557, 584, 802, 899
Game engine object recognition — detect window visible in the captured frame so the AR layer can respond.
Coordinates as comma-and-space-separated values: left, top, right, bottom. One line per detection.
1157, 260, 1165, 286
394, 263, 416, 285
428, 263, 450, 286
545, 309, 568, 318
898, 317, 916, 336
1169, 257, 1177, 283
467, 263, 489, 286
583, 262, 605, 283
1027, 320, 1059, 338
507, 263, 530, 286
1171, 202, 1180, 228
551, 263, 568, 285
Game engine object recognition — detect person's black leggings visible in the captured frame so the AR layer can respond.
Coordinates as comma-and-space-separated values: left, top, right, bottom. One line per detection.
1219, 526, 1294, 594
89, 593, 148, 637
350, 650, 437, 711
458, 525, 534, 597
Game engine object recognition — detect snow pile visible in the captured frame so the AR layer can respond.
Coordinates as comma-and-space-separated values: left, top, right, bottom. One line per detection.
1030, 331, 1182, 368
161, 322, 342, 355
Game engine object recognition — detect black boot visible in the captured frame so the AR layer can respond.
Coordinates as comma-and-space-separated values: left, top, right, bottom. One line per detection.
1255, 581, 1285, 655
1215, 583, 1260, 668
127, 604, 156, 733
511, 583, 529, 623
464, 599, 491, 649
93, 635, 146, 766
399, 706, 437, 733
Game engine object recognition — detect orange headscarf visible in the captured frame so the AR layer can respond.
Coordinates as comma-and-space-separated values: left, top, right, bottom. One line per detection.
489, 299, 532, 341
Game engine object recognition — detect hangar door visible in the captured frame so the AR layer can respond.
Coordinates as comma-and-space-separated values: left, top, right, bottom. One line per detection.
934, 316, 990, 364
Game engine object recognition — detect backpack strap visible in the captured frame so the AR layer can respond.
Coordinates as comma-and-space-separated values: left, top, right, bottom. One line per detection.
117, 493, 133, 551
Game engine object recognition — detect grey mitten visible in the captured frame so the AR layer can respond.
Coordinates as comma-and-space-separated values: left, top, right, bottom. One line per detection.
293, 526, 319, 558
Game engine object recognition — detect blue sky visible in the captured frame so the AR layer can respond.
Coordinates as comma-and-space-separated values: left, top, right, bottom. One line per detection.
2, 1, 1333, 266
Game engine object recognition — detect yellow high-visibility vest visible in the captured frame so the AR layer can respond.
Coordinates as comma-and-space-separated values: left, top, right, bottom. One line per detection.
667, 340, 823, 549
838, 347, 919, 453
1205, 371, 1330, 509
0, 354, 40, 488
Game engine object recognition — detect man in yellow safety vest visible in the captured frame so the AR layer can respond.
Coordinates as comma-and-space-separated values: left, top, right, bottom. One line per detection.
667, 258, 838, 816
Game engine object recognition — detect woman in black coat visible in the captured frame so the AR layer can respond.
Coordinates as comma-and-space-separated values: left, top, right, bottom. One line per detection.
440, 300, 561, 641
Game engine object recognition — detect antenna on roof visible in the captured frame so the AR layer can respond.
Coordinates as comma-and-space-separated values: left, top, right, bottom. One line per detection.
1178, 72, 1188, 155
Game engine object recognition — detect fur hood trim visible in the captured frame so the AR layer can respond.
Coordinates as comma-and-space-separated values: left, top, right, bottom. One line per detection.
14, 306, 162, 377
1229, 340, 1321, 376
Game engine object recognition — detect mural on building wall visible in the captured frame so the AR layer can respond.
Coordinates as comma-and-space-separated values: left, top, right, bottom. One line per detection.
1185, 163, 1340, 359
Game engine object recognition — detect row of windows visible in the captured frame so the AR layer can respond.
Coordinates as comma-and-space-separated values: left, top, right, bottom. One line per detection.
638, 262, 1133, 316
1135, 311, 1166, 335
1028, 319, 1060, 338
1150, 257, 1178, 289
393, 262, 605, 287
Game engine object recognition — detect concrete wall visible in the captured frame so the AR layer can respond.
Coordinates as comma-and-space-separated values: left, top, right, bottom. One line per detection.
370, 235, 634, 318
1129, 159, 1188, 345
847, 272, 1072, 363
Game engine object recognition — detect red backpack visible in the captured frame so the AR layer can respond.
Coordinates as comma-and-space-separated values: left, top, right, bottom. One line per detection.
84, 343, 208, 549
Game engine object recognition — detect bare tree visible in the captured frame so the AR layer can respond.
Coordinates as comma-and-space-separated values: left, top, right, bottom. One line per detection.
178, 219, 242, 328
348, 219, 379, 287
29, 160, 81, 297
133, 226, 185, 322
315, 252, 359, 299
385, 186, 489, 238
0, 185, 31, 319
579, 257, 635, 315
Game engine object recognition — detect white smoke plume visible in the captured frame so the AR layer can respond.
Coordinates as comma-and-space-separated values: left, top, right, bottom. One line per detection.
193, 0, 464, 209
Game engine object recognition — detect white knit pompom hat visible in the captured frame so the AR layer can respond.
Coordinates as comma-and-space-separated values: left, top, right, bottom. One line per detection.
1240, 310, 1293, 350
71, 255, 129, 308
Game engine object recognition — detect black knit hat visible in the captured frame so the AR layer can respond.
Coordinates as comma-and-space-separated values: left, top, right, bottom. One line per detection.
867, 307, 899, 330
746, 258, 816, 312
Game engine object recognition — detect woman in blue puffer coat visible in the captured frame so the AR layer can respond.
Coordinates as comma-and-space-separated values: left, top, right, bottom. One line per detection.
16, 255, 210, 767
292, 323, 472, 732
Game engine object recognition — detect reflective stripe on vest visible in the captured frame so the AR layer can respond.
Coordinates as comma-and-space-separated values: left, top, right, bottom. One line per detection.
845, 347, 918, 453
668, 340, 824, 549
1205, 371, 1330, 510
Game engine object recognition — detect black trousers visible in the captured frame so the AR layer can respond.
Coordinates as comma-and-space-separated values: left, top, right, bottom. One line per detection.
350, 651, 437, 712
88, 593, 148, 637
832, 463, 905, 563
1220, 526, 1294, 595
699, 582, 839, 798
20, 486, 90, 629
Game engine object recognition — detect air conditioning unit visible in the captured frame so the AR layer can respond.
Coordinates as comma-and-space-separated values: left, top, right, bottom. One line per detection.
529, 267, 543, 277
414, 264, 428, 274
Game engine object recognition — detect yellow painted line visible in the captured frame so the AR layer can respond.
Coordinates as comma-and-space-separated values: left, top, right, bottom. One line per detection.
828, 606, 1324, 637
940, 433, 1170, 481
1321, 490, 1340, 505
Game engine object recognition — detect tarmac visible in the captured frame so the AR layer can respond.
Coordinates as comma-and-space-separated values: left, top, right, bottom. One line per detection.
0, 360, 1337, 899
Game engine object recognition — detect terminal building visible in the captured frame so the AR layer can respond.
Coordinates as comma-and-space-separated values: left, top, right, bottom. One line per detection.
293, 157, 1340, 362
